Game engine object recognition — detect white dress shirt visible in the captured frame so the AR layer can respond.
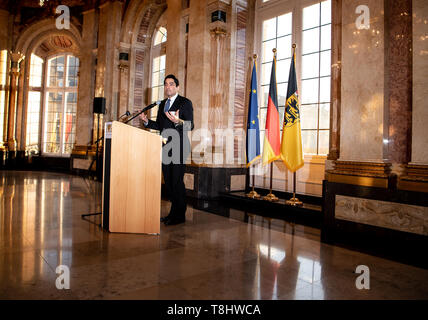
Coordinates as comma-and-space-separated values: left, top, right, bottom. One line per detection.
144, 93, 179, 126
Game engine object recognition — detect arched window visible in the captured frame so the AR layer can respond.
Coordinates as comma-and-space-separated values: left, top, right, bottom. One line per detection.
154, 27, 167, 45
149, 27, 167, 124
0, 50, 7, 145
42, 54, 79, 156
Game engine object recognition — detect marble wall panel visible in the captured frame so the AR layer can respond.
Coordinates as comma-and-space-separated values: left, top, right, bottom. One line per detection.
0, 10, 9, 50
340, 0, 384, 161
411, 0, 428, 164
73, 159, 92, 170
133, 49, 145, 109
233, 4, 248, 159
335, 195, 428, 236
230, 174, 246, 191
184, 173, 194, 190
132, 6, 158, 113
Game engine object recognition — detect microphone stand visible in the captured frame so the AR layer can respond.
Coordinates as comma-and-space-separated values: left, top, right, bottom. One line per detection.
82, 112, 103, 225
125, 109, 145, 124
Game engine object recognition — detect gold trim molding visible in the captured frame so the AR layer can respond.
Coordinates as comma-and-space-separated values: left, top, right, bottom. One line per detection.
326, 160, 391, 188
326, 172, 388, 188
71, 145, 98, 157
398, 164, 428, 192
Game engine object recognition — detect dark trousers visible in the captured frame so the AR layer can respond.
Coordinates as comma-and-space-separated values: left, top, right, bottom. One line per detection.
162, 163, 186, 220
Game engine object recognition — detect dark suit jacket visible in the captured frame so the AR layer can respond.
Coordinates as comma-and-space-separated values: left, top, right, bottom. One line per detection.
145, 95, 194, 163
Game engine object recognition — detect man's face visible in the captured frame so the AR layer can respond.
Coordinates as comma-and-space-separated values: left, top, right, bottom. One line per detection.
164, 78, 179, 98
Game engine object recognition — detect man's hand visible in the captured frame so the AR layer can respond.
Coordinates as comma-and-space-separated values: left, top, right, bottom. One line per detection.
139, 111, 148, 123
165, 110, 181, 124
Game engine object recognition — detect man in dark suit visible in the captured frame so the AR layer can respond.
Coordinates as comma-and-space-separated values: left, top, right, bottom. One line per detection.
139, 74, 194, 225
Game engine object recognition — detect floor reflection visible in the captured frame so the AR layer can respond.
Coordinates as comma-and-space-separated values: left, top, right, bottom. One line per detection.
1, 171, 428, 300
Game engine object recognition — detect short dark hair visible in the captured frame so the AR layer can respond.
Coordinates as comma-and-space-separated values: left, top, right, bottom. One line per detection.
164, 74, 179, 86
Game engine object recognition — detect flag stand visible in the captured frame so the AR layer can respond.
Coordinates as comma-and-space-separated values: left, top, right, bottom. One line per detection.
286, 171, 303, 206
246, 169, 260, 199
263, 162, 279, 202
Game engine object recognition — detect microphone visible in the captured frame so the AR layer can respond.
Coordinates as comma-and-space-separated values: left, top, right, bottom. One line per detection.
141, 100, 161, 113
124, 101, 161, 124
118, 110, 131, 120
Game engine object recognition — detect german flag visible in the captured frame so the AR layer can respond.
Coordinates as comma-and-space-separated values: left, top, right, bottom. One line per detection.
262, 51, 281, 166
280, 49, 304, 172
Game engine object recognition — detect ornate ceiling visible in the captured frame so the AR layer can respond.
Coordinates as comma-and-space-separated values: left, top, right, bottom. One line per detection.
34, 34, 78, 57
1, 0, 128, 15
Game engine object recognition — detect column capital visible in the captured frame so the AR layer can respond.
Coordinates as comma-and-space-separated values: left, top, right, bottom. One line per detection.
9, 51, 25, 63
9, 52, 25, 75
209, 27, 227, 38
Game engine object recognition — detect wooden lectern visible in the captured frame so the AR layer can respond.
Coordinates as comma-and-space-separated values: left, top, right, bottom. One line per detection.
102, 121, 162, 234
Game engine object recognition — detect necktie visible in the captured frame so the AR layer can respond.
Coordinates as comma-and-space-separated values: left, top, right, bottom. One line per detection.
164, 99, 171, 113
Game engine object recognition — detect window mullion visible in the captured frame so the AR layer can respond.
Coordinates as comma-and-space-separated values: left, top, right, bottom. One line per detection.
60, 55, 67, 156
317, 4, 322, 155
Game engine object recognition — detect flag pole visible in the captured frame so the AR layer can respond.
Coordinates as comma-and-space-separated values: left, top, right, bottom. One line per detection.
246, 171, 260, 199
246, 54, 261, 199
263, 48, 279, 202
263, 162, 278, 201
285, 44, 303, 207
286, 171, 302, 206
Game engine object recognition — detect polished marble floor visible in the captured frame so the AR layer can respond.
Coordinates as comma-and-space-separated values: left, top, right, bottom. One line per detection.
1, 171, 428, 300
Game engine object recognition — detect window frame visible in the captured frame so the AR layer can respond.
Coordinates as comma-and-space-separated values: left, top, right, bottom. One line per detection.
148, 26, 167, 125
41, 53, 79, 157
255, 0, 331, 157
26, 53, 45, 155
0, 49, 9, 145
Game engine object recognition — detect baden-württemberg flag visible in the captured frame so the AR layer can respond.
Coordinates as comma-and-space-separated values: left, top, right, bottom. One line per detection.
280, 50, 304, 172
246, 61, 261, 167
262, 52, 281, 165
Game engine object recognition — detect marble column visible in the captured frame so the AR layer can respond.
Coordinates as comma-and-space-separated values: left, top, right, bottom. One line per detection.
110, 1, 123, 121
209, 27, 228, 142
398, 0, 428, 192
327, 0, 391, 187
182, 1, 248, 194
74, 9, 97, 148
186, 0, 211, 157
95, 1, 122, 122
6, 52, 24, 152
327, 0, 342, 163
411, 0, 428, 165
384, 0, 412, 174
166, 0, 182, 77
117, 45, 130, 119
207, 1, 233, 166
232, 0, 249, 163
339, 0, 385, 163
